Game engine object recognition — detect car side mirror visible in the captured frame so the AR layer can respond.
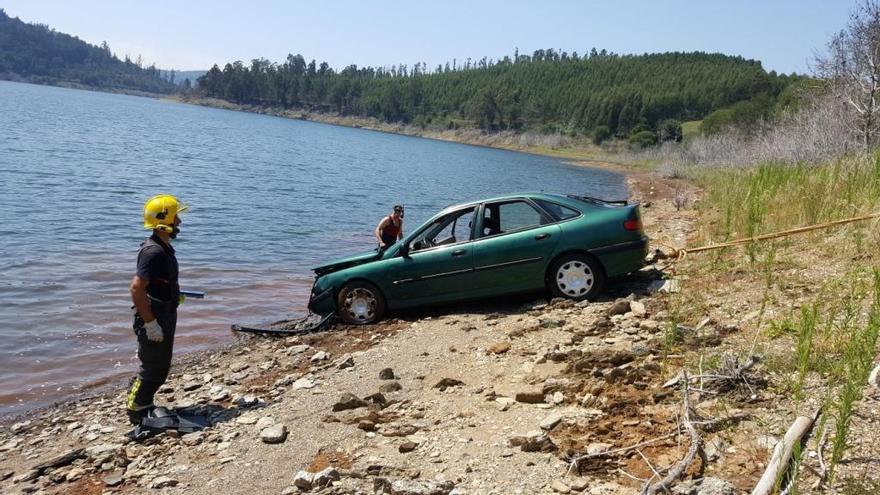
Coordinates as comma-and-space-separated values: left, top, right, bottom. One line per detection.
399, 244, 410, 257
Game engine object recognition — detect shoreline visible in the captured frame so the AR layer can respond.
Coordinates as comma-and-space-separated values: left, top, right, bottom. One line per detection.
164, 95, 640, 173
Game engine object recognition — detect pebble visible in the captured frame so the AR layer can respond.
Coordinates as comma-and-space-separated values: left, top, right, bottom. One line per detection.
293, 377, 316, 390
379, 368, 395, 380
293, 470, 314, 489
540, 413, 563, 431
310, 351, 330, 363
379, 381, 403, 393
332, 393, 369, 411
235, 414, 258, 425
399, 441, 418, 453
488, 342, 511, 354
181, 431, 205, 446
260, 424, 288, 444
336, 355, 355, 369
550, 479, 571, 493
150, 476, 178, 488
629, 300, 647, 317
255, 416, 276, 430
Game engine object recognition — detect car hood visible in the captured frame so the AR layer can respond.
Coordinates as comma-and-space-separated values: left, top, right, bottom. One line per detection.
313, 249, 383, 276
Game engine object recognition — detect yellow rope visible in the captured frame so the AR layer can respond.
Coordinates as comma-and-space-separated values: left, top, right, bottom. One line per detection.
662, 212, 880, 261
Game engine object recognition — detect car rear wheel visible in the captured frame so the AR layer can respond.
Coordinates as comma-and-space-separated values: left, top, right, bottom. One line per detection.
337, 281, 386, 325
548, 253, 605, 301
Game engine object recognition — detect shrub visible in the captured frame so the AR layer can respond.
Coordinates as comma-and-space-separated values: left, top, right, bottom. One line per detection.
629, 130, 658, 148
592, 125, 611, 145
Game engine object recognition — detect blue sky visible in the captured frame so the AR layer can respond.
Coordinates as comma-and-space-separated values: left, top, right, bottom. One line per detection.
1, 0, 856, 74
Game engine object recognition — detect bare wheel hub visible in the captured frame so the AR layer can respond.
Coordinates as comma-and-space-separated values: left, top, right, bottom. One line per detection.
556, 260, 593, 297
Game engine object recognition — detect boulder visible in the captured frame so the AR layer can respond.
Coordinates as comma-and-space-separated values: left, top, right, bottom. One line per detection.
488, 342, 511, 354
379, 368, 396, 380
332, 393, 369, 411
260, 424, 288, 444
398, 441, 418, 453
150, 476, 178, 488
313, 467, 340, 487
293, 470, 314, 490
433, 378, 465, 391
540, 413, 563, 431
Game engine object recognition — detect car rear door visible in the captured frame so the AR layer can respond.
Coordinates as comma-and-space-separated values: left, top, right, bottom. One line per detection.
471, 199, 560, 294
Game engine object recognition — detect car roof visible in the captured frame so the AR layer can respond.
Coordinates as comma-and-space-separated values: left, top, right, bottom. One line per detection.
436, 192, 574, 215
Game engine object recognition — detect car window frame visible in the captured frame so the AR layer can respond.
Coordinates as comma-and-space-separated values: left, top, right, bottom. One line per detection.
474, 198, 557, 241
531, 198, 584, 224
403, 205, 479, 255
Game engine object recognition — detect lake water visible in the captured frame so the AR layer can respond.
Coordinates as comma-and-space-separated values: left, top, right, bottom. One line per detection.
0, 80, 626, 416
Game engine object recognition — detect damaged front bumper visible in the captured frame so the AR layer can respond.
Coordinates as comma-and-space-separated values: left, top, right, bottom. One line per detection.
307, 284, 336, 315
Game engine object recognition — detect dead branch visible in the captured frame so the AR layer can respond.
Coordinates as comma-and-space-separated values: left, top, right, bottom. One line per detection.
642, 371, 703, 495
750, 410, 821, 495
663, 355, 760, 392
566, 432, 677, 476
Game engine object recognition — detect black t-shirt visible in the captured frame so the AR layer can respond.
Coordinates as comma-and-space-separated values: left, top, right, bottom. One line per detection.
136, 234, 179, 304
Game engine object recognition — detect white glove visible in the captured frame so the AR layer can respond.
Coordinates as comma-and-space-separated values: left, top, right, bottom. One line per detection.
143, 319, 164, 343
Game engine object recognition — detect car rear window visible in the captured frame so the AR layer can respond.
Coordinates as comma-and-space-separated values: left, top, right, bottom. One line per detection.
534, 199, 580, 221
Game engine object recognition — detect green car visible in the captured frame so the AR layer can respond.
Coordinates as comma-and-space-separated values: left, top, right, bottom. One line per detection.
308, 193, 648, 324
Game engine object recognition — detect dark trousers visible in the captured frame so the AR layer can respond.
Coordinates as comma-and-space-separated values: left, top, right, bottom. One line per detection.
127, 306, 177, 411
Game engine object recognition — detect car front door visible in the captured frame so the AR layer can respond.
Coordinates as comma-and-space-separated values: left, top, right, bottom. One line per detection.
383, 206, 478, 305
471, 199, 560, 295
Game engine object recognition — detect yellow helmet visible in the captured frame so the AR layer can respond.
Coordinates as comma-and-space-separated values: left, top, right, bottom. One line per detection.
143, 194, 188, 233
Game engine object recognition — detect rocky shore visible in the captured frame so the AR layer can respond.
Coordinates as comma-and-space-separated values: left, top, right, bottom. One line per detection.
2, 168, 878, 495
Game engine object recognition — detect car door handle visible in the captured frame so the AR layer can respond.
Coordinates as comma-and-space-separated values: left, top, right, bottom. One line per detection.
534, 233, 551, 240
451, 249, 467, 257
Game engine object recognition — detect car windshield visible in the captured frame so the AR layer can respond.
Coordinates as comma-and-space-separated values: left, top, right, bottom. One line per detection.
409, 207, 476, 251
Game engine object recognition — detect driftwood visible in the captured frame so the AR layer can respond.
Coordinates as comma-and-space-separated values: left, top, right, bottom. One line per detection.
750, 410, 820, 495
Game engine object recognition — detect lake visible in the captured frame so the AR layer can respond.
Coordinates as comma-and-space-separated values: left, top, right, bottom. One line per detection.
0, 80, 626, 416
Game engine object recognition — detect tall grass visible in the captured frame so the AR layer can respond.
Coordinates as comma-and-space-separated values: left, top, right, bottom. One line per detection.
694, 154, 880, 250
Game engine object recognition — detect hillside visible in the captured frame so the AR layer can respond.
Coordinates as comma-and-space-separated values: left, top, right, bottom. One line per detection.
196, 51, 798, 137
0, 9, 174, 94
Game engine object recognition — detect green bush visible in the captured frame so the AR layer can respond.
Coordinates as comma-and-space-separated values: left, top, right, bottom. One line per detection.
658, 119, 683, 142
592, 125, 611, 145
628, 130, 658, 148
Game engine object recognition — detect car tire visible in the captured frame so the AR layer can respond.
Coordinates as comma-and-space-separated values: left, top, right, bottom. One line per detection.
547, 253, 605, 301
337, 281, 386, 325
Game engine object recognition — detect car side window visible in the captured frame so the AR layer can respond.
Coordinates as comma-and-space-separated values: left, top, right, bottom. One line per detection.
534, 199, 580, 221
481, 200, 546, 237
409, 207, 476, 252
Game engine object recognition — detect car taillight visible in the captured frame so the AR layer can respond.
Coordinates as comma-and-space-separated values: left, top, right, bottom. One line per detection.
624, 219, 642, 231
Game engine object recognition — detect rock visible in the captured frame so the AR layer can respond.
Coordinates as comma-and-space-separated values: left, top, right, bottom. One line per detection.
65, 467, 86, 482
336, 355, 355, 369
209, 387, 230, 401
293, 470, 314, 490
181, 431, 205, 446
586, 442, 613, 455
293, 377, 316, 390
380, 381, 403, 393
548, 391, 565, 405
11, 420, 32, 434
550, 479, 571, 493
433, 378, 465, 391
182, 381, 202, 392
235, 414, 258, 425
260, 424, 288, 444
540, 413, 563, 431
357, 420, 376, 431
150, 476, 178, 489
310, 350, 330, 363
399, 441, 418, 453
629, 300, 647, 317
235, 395, 259, 407
11, 469, 39, 483
488, 342, 511, 354
256, 416, 276, 430
390, 479, 455, 495
102, 472, 124, 487
313, 467, 340, 487
570, 478, 589, 491
696, 477, 737, 495
379, 368, 396, 380
607, 299, 630, 316
508, 432, 557, 452
33, 448, 85, 472
515, 390, 545, 404
287, 344, 310, 355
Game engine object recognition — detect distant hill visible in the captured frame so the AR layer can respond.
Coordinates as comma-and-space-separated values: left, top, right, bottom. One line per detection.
197, 51, 800, 136
0, 9, 175, 94
159, 70, 206, 87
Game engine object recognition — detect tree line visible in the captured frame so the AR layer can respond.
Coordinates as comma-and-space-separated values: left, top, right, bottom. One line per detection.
0, 9, 174, 94
197, 49, 799, 139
